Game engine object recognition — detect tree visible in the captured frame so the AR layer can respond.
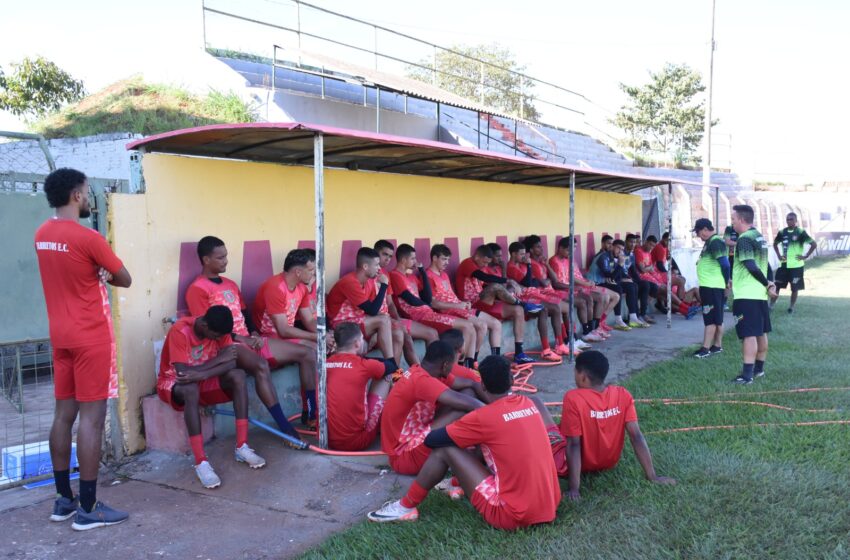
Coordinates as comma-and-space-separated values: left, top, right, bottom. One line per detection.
0, 56, 85, 119
406, 44, 540, 120
612, 63, 715, 167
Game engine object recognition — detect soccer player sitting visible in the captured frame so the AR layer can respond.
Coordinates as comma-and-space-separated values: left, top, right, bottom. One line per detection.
588, 235, 633, 331
327, 247, 404, 372
390, 244, 483, 368
549, 236, 610, 343
506, 241, 572, 358
439, 328, 482, 382
652, 232, 687, 297
455, 244, 544, 365
541, 350, 675, 500
634, 236, 672, 314
187, 237, 306, 442
624, 234, 656, 324
772, 212, 816, 314
326, 322, 393, 451
609, 239, 647, 328
368, 355, 561, 530
380, 341, 487, 475
375, 240, 438, 365
157, 306, 266, 489
671, 268, 702, 318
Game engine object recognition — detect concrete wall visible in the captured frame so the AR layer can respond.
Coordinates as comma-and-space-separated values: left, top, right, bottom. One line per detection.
110, 152, 642, 453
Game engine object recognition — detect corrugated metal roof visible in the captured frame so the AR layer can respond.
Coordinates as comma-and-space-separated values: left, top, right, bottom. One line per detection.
126, 122, 707, 193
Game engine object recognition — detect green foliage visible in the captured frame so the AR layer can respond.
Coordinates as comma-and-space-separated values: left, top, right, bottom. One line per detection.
0, 56, 85, 118
405, 44, 539, 120
613, 63, 715, 167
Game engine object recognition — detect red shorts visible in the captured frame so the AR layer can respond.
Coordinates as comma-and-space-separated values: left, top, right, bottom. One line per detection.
157, 376, 232, 412
54, 343, 117, 402
406, 308, 457, 334
392, 318, 413, 334
388, 442, 432, 475
548, 426, 568, 477
521, 287, 563, 305
330, 394, 385, 451
473, 299, 504, 318
470, 475, 522, 530
441, 306, 476, 320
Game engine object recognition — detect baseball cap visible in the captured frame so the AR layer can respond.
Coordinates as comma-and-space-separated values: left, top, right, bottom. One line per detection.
692, 218, 713, 232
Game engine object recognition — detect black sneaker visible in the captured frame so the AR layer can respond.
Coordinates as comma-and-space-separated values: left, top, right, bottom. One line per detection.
693, 348, 711, 359
732, 376, 753, 385
709, 346, 723, 355
71, 501, 129, 531
50, 495, 78, 522
654, 301, 669, 314
787, 308, 794, 315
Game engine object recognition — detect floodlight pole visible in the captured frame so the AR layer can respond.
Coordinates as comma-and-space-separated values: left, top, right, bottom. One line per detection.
314, 133, 329, 449
666, 182, 673, 329
568, 172, 576, 361
702, 0, 716, 209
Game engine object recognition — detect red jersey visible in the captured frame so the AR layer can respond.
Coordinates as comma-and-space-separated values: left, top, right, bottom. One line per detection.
426, 269, 462, 304
326, 352, 386, 450
34, 218, 124, 348
560, 386, 638, 472
449, 363, 480, 383
506, 261, 529, 283
186, 276, 248, 336
650, 243, 668, 266
483, 264, 503, 278
455, 258, 484, 302
529, 260, 549, 282
389, 269, 423, 315
380, 365, 449, 457
549, 255, 587, 283
447, 395, 561, 525
305, 283, 318, 320
369, 267, 392, 315
252, 274, 310, 338
158, 316, 233, 388
634, 247, 653, 272
327, 272, 389, 326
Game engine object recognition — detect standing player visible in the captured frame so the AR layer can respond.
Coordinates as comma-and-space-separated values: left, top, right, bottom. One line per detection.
773, 212, 816, 314
731, 205, 775, 384
368, 355, 561, 529
35, 168, 132, 530
691, 219, 730, 358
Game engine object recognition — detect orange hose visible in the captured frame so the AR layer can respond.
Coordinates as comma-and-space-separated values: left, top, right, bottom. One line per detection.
634, 398, 835, 414
646, 420, 850, 435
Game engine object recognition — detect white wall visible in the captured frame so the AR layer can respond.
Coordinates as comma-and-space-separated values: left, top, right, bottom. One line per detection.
0, 133, 141, 179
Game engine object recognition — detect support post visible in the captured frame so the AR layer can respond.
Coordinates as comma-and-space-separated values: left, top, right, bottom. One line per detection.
436, 102, 441, 143
313, 133, 329, 449
514, 120, 518, 156
666, 182, 673, 329
568, 172, 576, 361
376, 86, 381, 133
477, 111, 481, 149
714, 186, 720, 225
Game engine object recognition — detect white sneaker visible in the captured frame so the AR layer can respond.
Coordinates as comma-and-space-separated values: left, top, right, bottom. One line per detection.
195, 460, 221, 489
235, 443, 266, 469
574, 339, 592, 350
367, 500, 419, 523
583, 331, 604, 343
435, 478, 464, 500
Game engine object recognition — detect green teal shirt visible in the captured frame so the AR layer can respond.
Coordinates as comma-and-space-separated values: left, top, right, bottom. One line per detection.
774, 227, 813, 269
697, 234, 727, 289
733, 227, 769, 300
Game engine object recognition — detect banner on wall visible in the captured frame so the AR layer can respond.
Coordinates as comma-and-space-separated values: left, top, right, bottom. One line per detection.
816, 232, 850, 255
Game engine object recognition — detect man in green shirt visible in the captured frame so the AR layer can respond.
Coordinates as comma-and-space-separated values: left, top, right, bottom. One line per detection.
773, 212, 816, 314
692, 219, 731, 359
731, 205, 776, 384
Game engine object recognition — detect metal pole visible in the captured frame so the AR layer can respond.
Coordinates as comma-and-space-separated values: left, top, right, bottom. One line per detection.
514, 120, 518, 156
374, 26, 379, 70
436, 102, 441, 142
666, 183, 673, 329
201, 0, 207, 49
479, 61, 485, 104
477, 111, 481, 149
520, 76, 525, 120
376, 86, 381, 133
272, 46, 276, 93
297, 1, 302, 50
433, 46, 437, 85
313, 133, 329, 449
714, 186, 720, 225
702, 0, 716, 206
568, 172, 576, 361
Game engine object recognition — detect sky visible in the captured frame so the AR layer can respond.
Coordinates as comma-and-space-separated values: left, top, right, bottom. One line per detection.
2, 0, 848, 183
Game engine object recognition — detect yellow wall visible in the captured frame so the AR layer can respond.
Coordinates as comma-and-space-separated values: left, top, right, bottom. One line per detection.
111, 153, 641, 453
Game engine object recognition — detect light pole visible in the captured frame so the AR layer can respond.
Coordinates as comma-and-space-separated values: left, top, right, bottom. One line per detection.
703, 0, 716, 215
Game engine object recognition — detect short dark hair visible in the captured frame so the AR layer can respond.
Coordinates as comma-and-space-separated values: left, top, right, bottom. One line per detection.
356, 247, 380, 268
474, 244, 494, 259
374, 239, 394, 253
423, 340, 455, 368
438, 329, 464, 352
197, 236, 225, 263
645, 235, 658, 244
661, 231, 670, 240
575, 350, 609, 383
733, 204, 755, 225
625, 233, 638, 241
333, 322, 362, 348
204, 305, 234, 336
786, 212, 797, 219
302, 247, 316, 258
396, 243, 415, 261
601, 234, 613, 243
486, 242, 502, 255
44, 168, 87, 208
284, 249, 315, 271
612, 239, 626, 247
523, 234, 542, 252
558, 236, 571, 250
431, 244, 451, 259
508, 241, 525, 254
478, 355, 512, 394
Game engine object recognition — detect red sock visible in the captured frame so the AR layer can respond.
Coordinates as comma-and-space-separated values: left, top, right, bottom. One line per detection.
189, 434, 207, 465
678, 302, 689, 315
541, 337, 551, 350
601, 313, 607, 323
556, 334, 564, 345
236, 419, 249, 448
400, 481, 429, 508
450, 476, 459, 487
561, 323, 568, 338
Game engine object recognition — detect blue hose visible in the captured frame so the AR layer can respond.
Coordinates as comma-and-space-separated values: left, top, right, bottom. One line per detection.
212, 407, 309, 449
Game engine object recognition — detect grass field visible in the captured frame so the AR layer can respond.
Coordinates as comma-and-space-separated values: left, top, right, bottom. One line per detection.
302, 257, 850, 560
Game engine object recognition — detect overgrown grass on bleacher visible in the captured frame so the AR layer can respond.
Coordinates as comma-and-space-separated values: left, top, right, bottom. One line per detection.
301, 257, 850, 560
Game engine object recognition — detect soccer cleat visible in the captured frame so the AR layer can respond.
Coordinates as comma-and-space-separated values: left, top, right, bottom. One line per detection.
583, 331, 604, 343
709, 346, 723, 355
594, 329, 611, 339
693, 348, 711, 359
732, 376, 753, 385
70, 501, 129, 531
600, 322, 614, 332
513, 352, 536, 365
654, 301, 669, 314
629, 320, 650, 329
435, 478, 465, 500
754, 370, 766, 378
643, 315, 657, 324
574, 339, 592, 350
787, 308, 794, 315
520, 301, 544, 314
367, 500, 419, 523
50, 495, 79, 522
540, 348, 561, 362
195, 460, 222, 489
553, 343, 573, 356
235, 443, 267, 469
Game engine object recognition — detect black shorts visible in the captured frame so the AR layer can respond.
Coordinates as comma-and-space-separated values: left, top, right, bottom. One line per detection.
775, 265, 805, 290
732, 299, 772, 339
698, 287, 725, 326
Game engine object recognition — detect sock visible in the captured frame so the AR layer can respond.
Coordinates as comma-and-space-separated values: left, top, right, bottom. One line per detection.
709, 345, 722, 352
79, 479, 97, 513
515, 342, 524, 355
601, 313, 607, 324
306, 390, 317, 420
267, 403, 299, 438
400, 481, 429, 509
678, 302, 689, 315
592, 319, 600, 331
541, 337, 551, 350
450, 476, 460, 487
582, 322, 593, 335
754, 360, 765, 374
742, 363, 755, 380
189, 434, 207, 465
555, 334, 564, 345
491, 346, 501, 356
300, 388, 308, 414
54, 469, 74, 500
386, 358, 399, 372
630, 313, 639, 322
464, 357, 474, 368
236, 419, 249, 448
458, 358, 465, 366
561, 323, 568, 338
473, 351, 479, 362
